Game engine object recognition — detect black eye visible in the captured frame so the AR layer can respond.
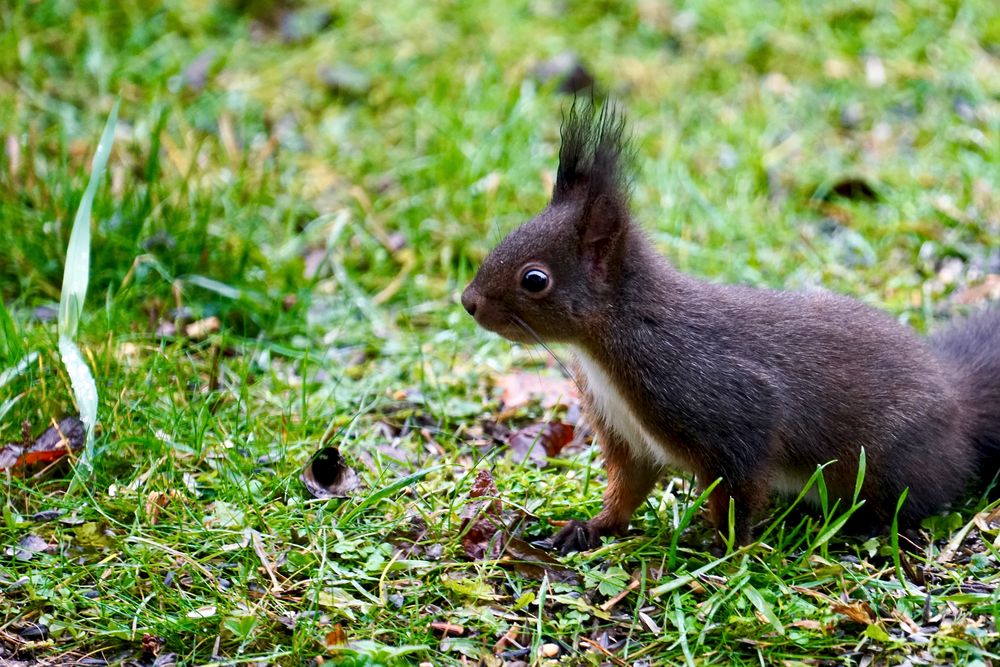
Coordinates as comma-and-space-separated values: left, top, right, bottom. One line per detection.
521, 269, 549, 293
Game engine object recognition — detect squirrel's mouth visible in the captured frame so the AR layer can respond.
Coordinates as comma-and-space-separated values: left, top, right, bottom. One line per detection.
469, 308, 537, 344
477, 316, 534, 344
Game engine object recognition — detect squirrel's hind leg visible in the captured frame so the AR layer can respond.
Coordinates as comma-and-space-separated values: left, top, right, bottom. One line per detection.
705, 477, 770, 548
546, 427, 664, 555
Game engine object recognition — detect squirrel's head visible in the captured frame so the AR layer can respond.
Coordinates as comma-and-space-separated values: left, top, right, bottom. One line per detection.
462, 101, 634, 344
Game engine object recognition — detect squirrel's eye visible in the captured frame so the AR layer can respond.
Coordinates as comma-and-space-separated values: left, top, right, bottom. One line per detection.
521, 269, 549, 293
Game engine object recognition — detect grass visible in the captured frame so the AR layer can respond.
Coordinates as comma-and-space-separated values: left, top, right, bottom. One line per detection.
1, 0, 1000, 664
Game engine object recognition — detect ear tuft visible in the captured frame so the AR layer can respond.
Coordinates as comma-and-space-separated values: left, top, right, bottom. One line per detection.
552, 98, 634, 212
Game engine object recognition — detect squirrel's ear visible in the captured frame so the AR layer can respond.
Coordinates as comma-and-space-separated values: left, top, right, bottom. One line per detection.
578, 194, 626, 274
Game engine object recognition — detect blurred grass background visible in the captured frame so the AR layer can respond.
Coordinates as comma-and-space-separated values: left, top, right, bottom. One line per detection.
1, 0, 999, 664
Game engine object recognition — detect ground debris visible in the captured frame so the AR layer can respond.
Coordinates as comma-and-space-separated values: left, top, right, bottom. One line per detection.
0, 417, 85, 472
300, 446, 361, 499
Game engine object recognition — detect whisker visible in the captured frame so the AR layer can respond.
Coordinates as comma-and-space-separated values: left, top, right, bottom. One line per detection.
509, 314, 582, 395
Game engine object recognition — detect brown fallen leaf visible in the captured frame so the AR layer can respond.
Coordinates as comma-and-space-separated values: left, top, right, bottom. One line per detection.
0, 417, 85, 471
141, 633, 165, 656
954, 275, 1000, 305
429, 621, 465, 637
502, 537, 580, 585
788, 619, 824, 631
325, 624, 348, 650
184, 316, 221, 340
831, 600, 877, 625
506, 420, 575, 465
496, 370, 577, 413
891, 610, 921, 635
459, 470, 505, 560
300, 447, 361, 499
144, 491, 177, 526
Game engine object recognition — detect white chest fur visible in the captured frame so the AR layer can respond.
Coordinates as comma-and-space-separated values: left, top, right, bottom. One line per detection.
573, 349, 685, 469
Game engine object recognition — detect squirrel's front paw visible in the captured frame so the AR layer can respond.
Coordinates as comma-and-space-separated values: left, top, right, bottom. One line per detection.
539, 519, 620, 555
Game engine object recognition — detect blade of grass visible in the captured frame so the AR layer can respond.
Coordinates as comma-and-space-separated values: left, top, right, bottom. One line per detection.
742, 583, 785, 635
0, 351, 37, 392
650, 546, 751, 598
60, 99, 119, 483
59, 99, 119, 340
0, 298, 24, 363
337, 465, 443, 527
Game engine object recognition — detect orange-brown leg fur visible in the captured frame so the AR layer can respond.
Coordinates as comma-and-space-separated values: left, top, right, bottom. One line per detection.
548, 426, 665, 554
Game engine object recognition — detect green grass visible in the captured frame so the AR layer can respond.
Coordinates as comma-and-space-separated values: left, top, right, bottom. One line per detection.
2, 0, 1000, 664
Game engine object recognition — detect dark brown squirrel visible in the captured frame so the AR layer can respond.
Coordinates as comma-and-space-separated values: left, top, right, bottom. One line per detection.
461, 101, 1000, 554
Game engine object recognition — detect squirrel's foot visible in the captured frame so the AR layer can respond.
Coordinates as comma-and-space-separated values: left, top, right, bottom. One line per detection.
539, 518, 624, 555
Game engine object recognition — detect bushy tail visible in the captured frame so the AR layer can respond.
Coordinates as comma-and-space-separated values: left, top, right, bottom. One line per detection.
930, 308, 1000, 482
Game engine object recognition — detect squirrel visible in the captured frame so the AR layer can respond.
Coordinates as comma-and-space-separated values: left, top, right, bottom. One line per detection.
461, 100, 1000, 554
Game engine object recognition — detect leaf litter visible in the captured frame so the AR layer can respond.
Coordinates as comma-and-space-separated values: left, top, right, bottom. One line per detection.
0, 417, 85, 472
458, 469, 578, 585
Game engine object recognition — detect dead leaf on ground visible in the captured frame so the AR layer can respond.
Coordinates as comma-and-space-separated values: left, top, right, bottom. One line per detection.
953, 275, 1000, 305
325, 624, 348, 650
184, 316, 220, 340
456, 470, 580, 583
300, 447, 361, 499
496, 370, 577, 413
502, 537, 580, 585
974, 504, 1000, 532
145, 490, 181, 526
5, 534, 51, 561
142, 633, 166, 656
459, 469, 505, 560
506, 421, 575, 465
831, 600, 877, 625
0, 417, 85, 472
789, 619, 825, 631
429, 621, 465, 637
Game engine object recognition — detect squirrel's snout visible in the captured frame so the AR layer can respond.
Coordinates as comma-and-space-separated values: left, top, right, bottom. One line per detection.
461, 288, 478, 317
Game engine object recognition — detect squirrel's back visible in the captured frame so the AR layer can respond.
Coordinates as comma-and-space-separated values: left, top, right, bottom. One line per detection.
600, 250, 977, 523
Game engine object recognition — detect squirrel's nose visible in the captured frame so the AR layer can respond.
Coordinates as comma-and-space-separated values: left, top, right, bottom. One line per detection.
461, 288, 478, 317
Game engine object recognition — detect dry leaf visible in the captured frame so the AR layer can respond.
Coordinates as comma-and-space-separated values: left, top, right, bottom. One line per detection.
459, 470, 504, 560
5, 534, 50, 561
186, 605, 217, 619
0, 417, 85, 471
638, 610, 661, 634
831, 600, 876, 625
144, 491, 174, 526
429, 621, 465, 637
954, 275, 1000, 305
184, 316, 221, 339
506, 421, 575, 465
502, 537, 580, 585
325, 624, 348, 650
496, 371, 577, 412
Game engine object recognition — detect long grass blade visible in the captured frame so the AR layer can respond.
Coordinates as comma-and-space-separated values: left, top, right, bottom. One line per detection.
0, 351, 37, 392
59, 100, 119, 339
60, 99, 119, 480
0, 298, 24, 363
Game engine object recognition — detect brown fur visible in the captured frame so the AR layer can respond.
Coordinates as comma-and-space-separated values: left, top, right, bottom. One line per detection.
461, 101, 1000, 553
